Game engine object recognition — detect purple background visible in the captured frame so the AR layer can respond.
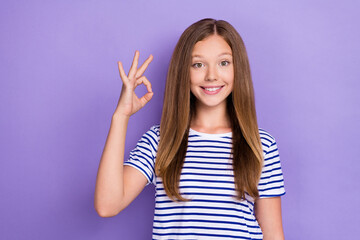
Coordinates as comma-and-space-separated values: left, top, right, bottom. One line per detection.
1, 0, 359, 239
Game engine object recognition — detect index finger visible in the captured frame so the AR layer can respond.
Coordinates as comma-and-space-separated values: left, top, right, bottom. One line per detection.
135, 54, 154, 79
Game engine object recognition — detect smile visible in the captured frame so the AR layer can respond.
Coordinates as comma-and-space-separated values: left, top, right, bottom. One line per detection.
201, 86, 224, 95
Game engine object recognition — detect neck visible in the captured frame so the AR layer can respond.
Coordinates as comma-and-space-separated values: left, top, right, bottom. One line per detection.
190, 101, 231, 133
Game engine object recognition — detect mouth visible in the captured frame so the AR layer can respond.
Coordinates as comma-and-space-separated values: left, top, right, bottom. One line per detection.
200, 85, 224, 95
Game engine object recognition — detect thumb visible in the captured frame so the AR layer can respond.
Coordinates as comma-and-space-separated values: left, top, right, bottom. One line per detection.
140, 92, 154, 107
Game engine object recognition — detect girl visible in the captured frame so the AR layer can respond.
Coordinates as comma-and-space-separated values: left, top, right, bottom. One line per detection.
95, 18, 286, 240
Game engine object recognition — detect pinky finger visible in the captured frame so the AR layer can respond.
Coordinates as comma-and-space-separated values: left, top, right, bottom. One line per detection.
117, 61, 128, 84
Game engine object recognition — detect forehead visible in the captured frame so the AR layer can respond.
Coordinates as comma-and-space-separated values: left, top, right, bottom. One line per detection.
192, 35, 232, 58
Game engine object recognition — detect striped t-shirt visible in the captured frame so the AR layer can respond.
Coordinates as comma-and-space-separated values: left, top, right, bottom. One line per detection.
123, 124, 286, 240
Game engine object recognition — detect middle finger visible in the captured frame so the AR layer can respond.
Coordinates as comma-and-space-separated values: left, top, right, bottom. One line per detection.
135, 54, 153, 79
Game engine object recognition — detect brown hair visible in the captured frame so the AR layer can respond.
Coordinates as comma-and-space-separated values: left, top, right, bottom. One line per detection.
155, 18, 263, 201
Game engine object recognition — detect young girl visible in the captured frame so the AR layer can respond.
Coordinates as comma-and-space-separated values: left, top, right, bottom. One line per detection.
95, 18, 286, 240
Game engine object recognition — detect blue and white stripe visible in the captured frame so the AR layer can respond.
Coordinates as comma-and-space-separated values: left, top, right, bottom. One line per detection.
124, 124, 285, 239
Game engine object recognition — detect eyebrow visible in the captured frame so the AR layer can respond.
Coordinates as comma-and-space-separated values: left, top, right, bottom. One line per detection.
192, 52, 233, 58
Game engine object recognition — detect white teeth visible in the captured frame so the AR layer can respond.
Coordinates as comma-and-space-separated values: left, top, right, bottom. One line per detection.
204, 87, 221, 91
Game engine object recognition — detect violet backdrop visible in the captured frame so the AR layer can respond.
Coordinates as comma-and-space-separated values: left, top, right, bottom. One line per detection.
1, 0, 359, 239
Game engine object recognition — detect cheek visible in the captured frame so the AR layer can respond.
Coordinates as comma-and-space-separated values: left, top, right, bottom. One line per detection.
190, 70, 203, 83
220, 69, 234, 82
228, 67, 235, 81
189, 85, 197, 96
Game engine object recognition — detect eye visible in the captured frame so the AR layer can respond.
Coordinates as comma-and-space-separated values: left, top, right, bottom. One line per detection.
220, 60, 230, 66
192, 63, 204, 68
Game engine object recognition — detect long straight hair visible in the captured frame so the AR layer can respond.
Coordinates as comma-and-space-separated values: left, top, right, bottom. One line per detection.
155, 18, 263, 201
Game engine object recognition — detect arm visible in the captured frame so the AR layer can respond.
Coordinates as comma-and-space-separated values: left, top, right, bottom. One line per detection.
254, 196, 285, 240
94, 51, 154, 217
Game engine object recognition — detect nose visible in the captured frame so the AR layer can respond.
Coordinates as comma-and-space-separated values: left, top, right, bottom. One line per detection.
206, 64, 218, 81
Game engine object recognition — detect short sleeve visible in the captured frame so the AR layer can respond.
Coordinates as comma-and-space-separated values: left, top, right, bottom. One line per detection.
258, 136, 286, 198
123, 125, 160, 186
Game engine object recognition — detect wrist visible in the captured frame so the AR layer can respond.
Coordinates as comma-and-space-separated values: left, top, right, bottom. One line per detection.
112, 112, 130, 122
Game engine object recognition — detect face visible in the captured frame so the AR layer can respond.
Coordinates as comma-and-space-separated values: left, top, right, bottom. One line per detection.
190, 34, 234, 110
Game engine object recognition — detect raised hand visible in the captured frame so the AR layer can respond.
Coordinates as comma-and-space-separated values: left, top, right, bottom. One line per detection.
115, 50, 154, 117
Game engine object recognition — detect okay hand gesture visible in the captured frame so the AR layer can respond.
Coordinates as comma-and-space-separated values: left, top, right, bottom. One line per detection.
115, 51, 154, 117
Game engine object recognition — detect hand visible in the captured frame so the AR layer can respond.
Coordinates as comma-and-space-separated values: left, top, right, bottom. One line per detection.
114, 50, 154, 117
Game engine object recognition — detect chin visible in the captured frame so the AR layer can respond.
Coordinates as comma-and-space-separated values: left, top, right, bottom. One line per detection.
197, 100, 227, 108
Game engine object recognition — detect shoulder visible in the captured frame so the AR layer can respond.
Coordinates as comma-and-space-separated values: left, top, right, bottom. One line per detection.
148, 124, 160, 137
142, 124, 160, 145
258, 127, 277, 154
